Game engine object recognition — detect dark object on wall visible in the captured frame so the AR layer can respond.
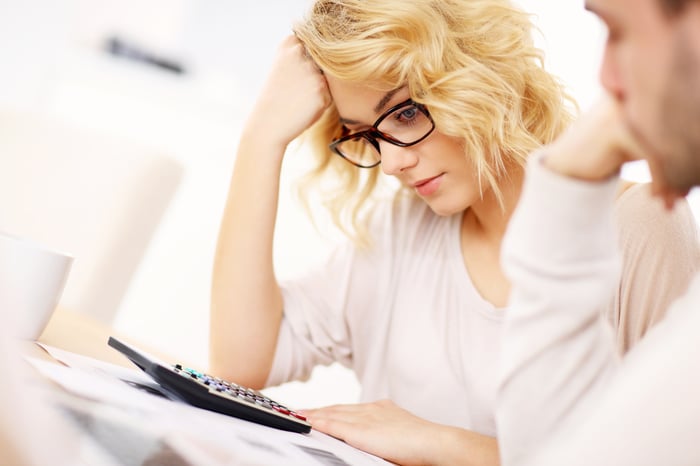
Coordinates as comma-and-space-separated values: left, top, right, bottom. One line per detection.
105, 36, 186, 75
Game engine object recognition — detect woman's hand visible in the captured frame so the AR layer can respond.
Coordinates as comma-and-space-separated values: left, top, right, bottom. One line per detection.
244, 35, 331, 152
301, 400, 499, 466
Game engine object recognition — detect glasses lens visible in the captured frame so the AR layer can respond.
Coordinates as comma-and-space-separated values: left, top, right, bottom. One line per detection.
376, 103, 433, 144
334, 137, 381, 168
330, 101, 434, 168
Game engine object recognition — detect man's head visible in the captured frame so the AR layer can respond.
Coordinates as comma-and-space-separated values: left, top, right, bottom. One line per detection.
586, 0, 700, 192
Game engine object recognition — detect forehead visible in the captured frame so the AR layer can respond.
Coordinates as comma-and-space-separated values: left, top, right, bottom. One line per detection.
326, 76, 386, 106
326, 75, 408, 122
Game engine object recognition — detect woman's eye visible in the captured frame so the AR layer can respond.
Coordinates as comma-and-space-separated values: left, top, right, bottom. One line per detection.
395, 106, 418, 122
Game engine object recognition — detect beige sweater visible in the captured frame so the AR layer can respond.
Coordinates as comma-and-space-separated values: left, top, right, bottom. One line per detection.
499, 153, 700, 466
608, 181, 700, 353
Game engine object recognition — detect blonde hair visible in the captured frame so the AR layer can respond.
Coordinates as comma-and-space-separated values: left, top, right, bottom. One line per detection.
293, 0, 576, 244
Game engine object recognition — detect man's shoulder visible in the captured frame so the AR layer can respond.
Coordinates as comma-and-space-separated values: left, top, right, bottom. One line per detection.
614, 181, 699, 246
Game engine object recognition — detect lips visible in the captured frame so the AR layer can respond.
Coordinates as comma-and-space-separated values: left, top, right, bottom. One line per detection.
413, 173, 444, 197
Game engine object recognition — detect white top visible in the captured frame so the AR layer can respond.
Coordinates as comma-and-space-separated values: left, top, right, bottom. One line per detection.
498, 154, 700, 466
268, 175, 698, 437
271, 195, 504, 435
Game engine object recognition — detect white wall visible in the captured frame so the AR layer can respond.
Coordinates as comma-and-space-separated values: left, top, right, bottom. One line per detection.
4, 1, 676, 409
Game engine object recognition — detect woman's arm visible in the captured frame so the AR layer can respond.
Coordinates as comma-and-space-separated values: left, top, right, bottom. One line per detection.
210, 35, 330, 387
302, 400, 499, 466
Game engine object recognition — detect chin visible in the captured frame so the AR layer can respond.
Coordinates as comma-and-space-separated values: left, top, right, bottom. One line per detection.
426, 199, 465, 217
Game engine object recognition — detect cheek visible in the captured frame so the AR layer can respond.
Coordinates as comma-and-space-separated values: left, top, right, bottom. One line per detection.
626, 29, 675, 111
445, 145, 482, 197
434, 135, 467, 165
618, 50, 661, 133
427, 131, 479, 183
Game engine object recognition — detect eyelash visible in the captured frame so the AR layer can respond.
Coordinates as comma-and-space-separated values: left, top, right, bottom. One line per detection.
393, 107, 419, 125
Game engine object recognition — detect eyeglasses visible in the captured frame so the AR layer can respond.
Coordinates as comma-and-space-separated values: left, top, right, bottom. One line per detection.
329, 98, 435, 168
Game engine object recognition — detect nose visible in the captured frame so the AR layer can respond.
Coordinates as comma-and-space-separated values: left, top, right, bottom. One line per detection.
600, 42, 625, 102
380, 141, 419, 176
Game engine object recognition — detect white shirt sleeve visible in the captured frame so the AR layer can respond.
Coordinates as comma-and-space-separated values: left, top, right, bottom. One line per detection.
265, 241, 358, 386
498, 152, 700, 466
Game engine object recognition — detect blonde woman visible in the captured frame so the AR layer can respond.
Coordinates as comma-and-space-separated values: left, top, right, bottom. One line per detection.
210, 0, 699, 464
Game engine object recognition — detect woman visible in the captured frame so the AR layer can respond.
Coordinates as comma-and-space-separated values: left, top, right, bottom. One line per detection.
210, 0, 700, 464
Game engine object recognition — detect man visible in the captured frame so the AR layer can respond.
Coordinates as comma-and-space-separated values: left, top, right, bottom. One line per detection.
497, 1, 700, 465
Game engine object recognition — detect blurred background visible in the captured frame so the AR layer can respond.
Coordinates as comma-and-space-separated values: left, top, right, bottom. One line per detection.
0, 1, 673, 408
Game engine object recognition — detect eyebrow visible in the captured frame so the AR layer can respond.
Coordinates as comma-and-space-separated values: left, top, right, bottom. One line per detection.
338, 87, 404, 126
374, 88, 402, 114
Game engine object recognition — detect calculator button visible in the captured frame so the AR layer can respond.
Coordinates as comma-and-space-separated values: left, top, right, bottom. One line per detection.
108, 337, 312, 434
273, 406, 291, 415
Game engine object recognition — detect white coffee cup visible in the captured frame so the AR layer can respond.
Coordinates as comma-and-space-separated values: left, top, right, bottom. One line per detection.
0, 231, 73, 340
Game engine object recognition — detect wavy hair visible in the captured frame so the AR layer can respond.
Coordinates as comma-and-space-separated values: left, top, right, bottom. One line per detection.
293, 0, 576, 244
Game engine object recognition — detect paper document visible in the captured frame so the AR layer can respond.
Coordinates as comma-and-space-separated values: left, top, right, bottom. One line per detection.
31, 344, 390, 465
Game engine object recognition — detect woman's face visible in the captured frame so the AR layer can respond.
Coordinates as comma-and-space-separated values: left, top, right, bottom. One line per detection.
326, 76, 484, 216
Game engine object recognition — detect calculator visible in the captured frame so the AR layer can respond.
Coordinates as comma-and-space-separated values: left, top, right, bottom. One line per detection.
107, 336, 311, 434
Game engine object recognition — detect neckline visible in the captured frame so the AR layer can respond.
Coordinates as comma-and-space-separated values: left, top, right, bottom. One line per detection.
449, 212, 508, 319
